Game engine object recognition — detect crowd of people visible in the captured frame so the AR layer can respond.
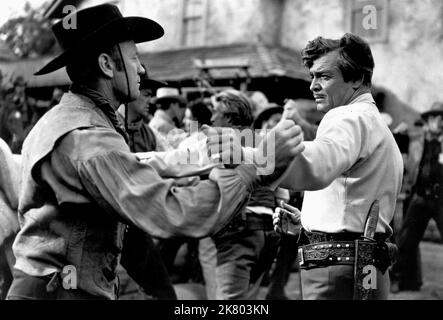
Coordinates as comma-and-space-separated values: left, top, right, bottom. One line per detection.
0, 3, 442, 301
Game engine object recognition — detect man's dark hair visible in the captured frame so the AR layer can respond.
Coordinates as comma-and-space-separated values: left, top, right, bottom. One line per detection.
157, 98, 184, 110
301, 33, 374, 87
66, 45, 124, 83
187, 99, 212, 126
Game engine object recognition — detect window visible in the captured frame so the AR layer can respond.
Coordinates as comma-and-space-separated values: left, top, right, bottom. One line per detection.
182, 0, 206, 47
347, 0, 389, 42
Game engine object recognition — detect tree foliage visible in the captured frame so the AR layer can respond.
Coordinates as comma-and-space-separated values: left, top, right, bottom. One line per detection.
0, 2, 57, 59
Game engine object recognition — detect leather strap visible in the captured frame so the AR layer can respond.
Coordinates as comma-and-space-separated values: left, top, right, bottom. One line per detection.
300, 229, 389, 245
298, 241, 356, 269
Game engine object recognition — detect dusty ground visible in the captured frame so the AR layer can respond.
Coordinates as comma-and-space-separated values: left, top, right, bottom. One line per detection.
388, 241, 443, 300
174, 241, 443, 300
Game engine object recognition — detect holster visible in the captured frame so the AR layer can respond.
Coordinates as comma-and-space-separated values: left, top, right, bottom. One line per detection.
353, 240, 398, 300
7, 269, 104, 300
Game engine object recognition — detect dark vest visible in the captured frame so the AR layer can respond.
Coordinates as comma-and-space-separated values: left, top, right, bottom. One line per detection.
415, 137, 443, 200
15, 93, 127, 299
127, 121, 157, 153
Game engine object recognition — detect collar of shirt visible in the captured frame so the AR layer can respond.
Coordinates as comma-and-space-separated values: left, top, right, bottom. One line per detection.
322, 93, 378, 124
153, 109, 174, 126
127, 118, 144, 132
348, 92, 376, 106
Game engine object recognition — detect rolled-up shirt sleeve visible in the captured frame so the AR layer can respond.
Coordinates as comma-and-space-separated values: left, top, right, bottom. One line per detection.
75, 150, 256, 238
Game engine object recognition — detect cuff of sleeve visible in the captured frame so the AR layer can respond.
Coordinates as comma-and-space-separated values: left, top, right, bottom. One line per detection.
233, 164, 258, 191
274, 187, 290, 202
242, 147, 256, 165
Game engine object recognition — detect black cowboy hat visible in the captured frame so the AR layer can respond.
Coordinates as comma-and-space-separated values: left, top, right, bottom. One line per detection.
253, 103, 283, 129
34, 3, 164, 76
421, 102, 443, 120
140, 78, 168, 90
139, 63, 167, 90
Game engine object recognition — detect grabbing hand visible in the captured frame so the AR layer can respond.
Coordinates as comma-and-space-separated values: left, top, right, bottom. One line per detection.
273, 200, 301, 235
256, 119, 304, 177
202, 125, 243, 168
282, 99, 310, 128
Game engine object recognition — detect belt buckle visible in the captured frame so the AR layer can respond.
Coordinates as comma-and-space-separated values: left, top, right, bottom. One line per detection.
298, 247, 305, 266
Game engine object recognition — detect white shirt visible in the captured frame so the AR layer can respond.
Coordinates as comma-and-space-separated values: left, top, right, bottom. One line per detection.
279, 93, 403, 235
177, 131, 210, 166
149, 110, 187, 149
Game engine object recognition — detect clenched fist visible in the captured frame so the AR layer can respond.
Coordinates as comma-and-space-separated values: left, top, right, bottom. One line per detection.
203, 125, 243, 168
255, 119, 305, 178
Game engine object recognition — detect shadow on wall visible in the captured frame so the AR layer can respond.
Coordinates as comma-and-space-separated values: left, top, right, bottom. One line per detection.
372, 86, 421, 129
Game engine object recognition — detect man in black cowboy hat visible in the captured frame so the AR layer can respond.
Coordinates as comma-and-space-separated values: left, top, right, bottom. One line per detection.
6, 4, 304, 300
391, 101, 443, 292
253, 103, 284, 131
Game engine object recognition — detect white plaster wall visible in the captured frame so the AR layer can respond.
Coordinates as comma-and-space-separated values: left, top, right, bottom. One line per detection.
124, 0, 184, 52
204, 0, 261, 46
370, 0, 443, 113
122, 0, 280, 50
280, 0, 346, 48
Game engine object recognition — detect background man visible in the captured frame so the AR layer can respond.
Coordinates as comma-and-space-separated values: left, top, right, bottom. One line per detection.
116, 71, 175, 300
149, 87, 187, 148
200, 90, 282, 300
391, 102, 443, 292
118, 68, 169, 153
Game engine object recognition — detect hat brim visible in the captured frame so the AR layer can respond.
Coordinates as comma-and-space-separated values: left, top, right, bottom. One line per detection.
153, 95, 187, 104
421, 110, 443, 119
35, 16, 164, 76
140, 78, 168, 90
253, 106, 283, 129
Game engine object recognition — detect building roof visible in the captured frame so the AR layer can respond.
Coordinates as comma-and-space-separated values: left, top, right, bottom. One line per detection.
43, 0, 85, 19
0, 56, 69, 87
0, 40, 18, 61
144, 42, 309, 82
0, 42, 309, 88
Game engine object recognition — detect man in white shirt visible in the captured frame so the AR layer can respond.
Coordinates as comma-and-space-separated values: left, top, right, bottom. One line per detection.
273, 33, 403, 299
149, 87, 188, 148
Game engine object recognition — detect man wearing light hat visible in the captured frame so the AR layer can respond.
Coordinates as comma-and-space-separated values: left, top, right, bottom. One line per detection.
6, 4, 305, 300
149, 87, 188, 149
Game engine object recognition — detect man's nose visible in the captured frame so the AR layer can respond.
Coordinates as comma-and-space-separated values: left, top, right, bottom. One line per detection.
310, 78, 320, 92
139, 64, 146, 75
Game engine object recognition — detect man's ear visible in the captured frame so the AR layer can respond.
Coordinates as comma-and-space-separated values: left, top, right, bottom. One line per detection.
97, 53, 115, 78
224, 113, 234, 126
352, 76, 364, 90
